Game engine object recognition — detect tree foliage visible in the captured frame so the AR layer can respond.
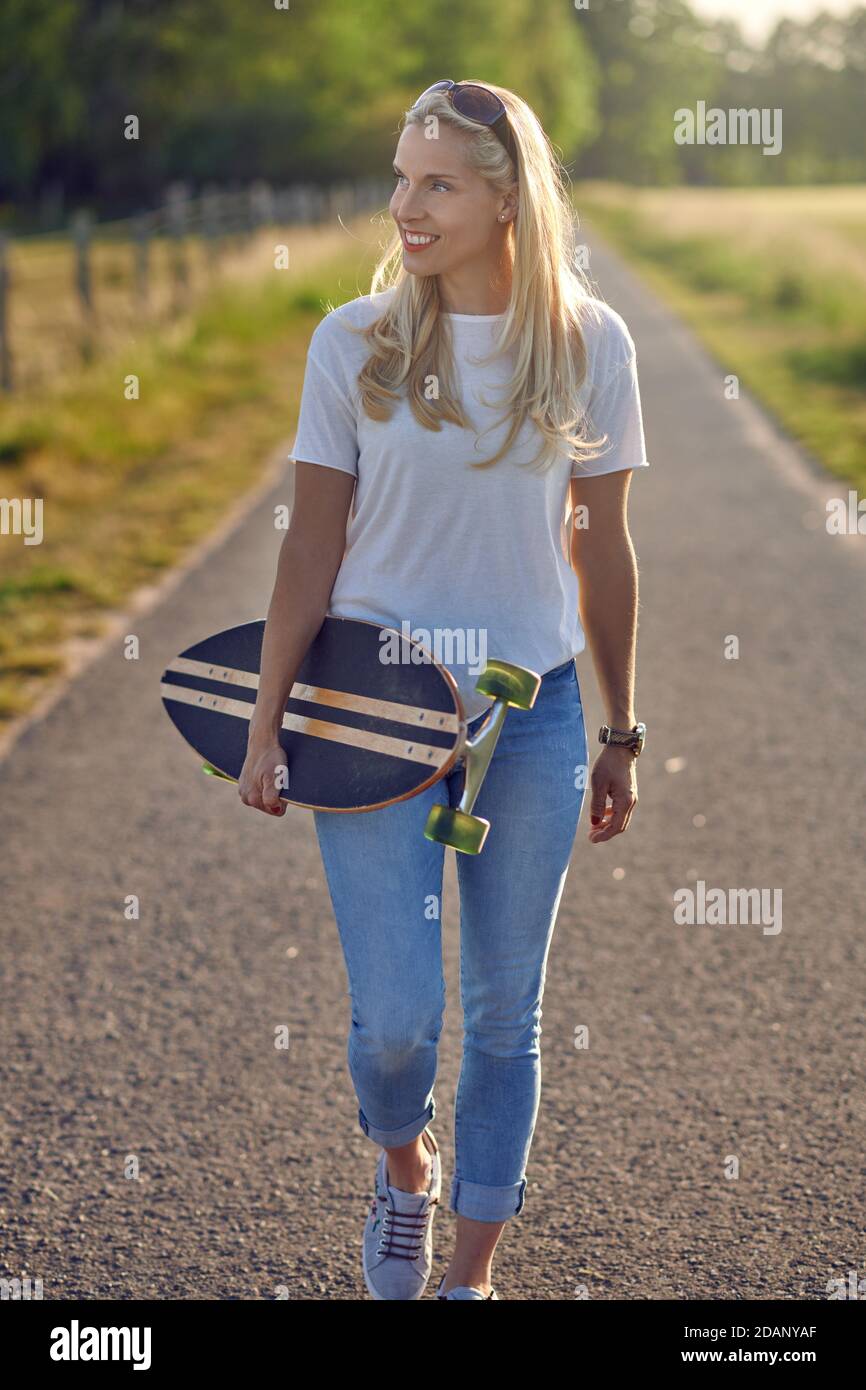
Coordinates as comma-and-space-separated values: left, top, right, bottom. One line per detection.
1, 0, 864, 225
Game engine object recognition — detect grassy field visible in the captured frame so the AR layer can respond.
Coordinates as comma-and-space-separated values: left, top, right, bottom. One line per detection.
3, 229, 233, 392
0, 220, 382, 727
574, 182, 866, 492
1, 208, 380, 392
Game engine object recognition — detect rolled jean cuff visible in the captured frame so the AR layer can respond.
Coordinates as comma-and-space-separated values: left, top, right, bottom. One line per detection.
450, 1175, 527, 1222
357, 1097, 435, 1148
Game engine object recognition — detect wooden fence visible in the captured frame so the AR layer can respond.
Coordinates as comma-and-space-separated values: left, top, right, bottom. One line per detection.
0, 178, 393, 394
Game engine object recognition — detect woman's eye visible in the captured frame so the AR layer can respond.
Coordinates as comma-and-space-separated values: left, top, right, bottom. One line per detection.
393, 175, 449, 192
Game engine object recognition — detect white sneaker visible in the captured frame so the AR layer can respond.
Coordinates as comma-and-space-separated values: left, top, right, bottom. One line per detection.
362, 1126, 441, 1300
435, 1274, 499, 1300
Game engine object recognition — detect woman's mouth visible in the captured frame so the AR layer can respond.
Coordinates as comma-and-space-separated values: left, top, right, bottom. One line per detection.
401, 229, 441, 252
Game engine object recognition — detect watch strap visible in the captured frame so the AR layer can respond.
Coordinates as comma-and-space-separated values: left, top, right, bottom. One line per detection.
599, 722, 646, 755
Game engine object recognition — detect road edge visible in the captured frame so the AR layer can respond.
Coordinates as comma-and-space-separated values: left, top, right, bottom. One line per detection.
0, 440, 292, 767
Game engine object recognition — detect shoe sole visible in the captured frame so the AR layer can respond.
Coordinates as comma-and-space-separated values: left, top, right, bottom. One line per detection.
435, 1274, 499, 1299
362, 1240, 387, 1301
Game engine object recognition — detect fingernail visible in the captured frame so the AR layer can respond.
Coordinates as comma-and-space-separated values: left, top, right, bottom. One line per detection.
590, 815, 600, 825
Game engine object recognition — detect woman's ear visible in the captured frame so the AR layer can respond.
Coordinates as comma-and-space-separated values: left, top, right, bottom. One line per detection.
499, 191, 519, 223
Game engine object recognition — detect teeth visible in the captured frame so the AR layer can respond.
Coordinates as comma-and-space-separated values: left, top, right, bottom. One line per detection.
405, 232, 438, 245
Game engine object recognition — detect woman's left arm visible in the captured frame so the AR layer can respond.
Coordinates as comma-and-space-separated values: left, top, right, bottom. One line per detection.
569, 468, 641, 843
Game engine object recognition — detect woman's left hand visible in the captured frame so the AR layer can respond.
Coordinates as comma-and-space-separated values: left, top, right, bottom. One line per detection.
587, 746, 638, 842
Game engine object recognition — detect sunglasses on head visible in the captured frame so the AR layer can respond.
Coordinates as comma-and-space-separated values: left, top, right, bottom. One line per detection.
411, 80, 517, 167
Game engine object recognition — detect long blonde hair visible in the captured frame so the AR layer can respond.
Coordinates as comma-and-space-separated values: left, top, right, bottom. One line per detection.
342, 80, 608, 472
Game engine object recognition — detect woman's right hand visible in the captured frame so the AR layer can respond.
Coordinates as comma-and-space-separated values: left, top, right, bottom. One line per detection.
238, 740, 289, 816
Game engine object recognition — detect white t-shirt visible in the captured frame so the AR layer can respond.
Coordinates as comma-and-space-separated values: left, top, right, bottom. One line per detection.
288, 290, 649, 720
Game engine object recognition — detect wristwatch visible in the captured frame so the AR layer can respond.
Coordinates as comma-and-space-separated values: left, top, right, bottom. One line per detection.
598, 721, 646, 757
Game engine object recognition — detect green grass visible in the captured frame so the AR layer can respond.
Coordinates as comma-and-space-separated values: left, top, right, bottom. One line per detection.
0, 239, 379, 724
575, 183, 866, 491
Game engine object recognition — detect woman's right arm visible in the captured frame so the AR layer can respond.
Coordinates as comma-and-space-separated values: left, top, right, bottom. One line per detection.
239, 460, 356, 816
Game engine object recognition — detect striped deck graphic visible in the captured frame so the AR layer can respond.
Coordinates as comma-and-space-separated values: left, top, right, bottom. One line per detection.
159, 680, 452, 767
165, 657, 460, 735
160, 615, 467, 812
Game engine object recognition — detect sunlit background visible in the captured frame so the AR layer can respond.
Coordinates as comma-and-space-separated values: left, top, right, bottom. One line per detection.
691, 0, 857, 42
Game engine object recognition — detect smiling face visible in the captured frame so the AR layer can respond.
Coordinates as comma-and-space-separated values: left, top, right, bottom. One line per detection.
389, 121, 515, 306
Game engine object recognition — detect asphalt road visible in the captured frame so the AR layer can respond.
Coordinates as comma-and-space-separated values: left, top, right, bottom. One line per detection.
1, 229, 864, 1301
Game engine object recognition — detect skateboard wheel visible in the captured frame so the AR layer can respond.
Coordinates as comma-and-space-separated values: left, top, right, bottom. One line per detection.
424, 804, 490, 855
474, 660, 541, 710
202, 761, 236, 783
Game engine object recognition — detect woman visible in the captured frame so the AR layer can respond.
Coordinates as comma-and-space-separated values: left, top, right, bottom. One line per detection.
239, 80, 649, 1301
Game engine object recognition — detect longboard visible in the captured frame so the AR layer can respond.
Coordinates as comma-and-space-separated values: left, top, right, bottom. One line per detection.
160, 615, 541, 854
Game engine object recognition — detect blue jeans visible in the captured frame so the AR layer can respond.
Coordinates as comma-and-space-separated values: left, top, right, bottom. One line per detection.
312, 657, 588, 1223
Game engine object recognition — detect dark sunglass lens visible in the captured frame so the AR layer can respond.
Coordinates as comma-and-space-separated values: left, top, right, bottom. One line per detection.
452, 84, 503, 124
413, 80, 454, 106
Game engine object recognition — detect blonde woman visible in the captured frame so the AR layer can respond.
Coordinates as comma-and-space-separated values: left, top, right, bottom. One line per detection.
239, 80, 649, 1300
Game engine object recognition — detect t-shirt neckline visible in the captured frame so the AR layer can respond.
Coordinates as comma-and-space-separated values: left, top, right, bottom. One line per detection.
442, 312, 507, 323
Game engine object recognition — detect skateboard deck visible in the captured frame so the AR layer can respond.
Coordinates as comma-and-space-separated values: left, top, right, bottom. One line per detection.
160, 615, 467, 812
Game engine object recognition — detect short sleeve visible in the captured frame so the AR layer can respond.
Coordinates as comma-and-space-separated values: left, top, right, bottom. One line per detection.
572, 351, 650, 478
288, 349, 359, 479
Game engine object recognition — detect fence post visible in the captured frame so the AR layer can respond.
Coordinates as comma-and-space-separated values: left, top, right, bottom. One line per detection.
242, 185, 256, 239
164, 181, 191, 314
132, 214, 151, 309
225, 183, 245, 250
201, 183, 225, 277
298, 184, 311, 224
275, 186, 293, 225
71, 209, 96, 363
250, 179, 275, 232
0, 232, 12, 392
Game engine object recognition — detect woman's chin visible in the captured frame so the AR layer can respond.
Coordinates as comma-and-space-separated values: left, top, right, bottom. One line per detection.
403, 261, 436, 278
401, 244, 448, 273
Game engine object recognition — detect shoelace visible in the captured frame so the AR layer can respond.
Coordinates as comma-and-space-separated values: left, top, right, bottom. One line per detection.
375, 1193, 439, 1261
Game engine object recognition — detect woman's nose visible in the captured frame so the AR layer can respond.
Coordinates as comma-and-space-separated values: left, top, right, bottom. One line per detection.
394, 190, 426, 222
